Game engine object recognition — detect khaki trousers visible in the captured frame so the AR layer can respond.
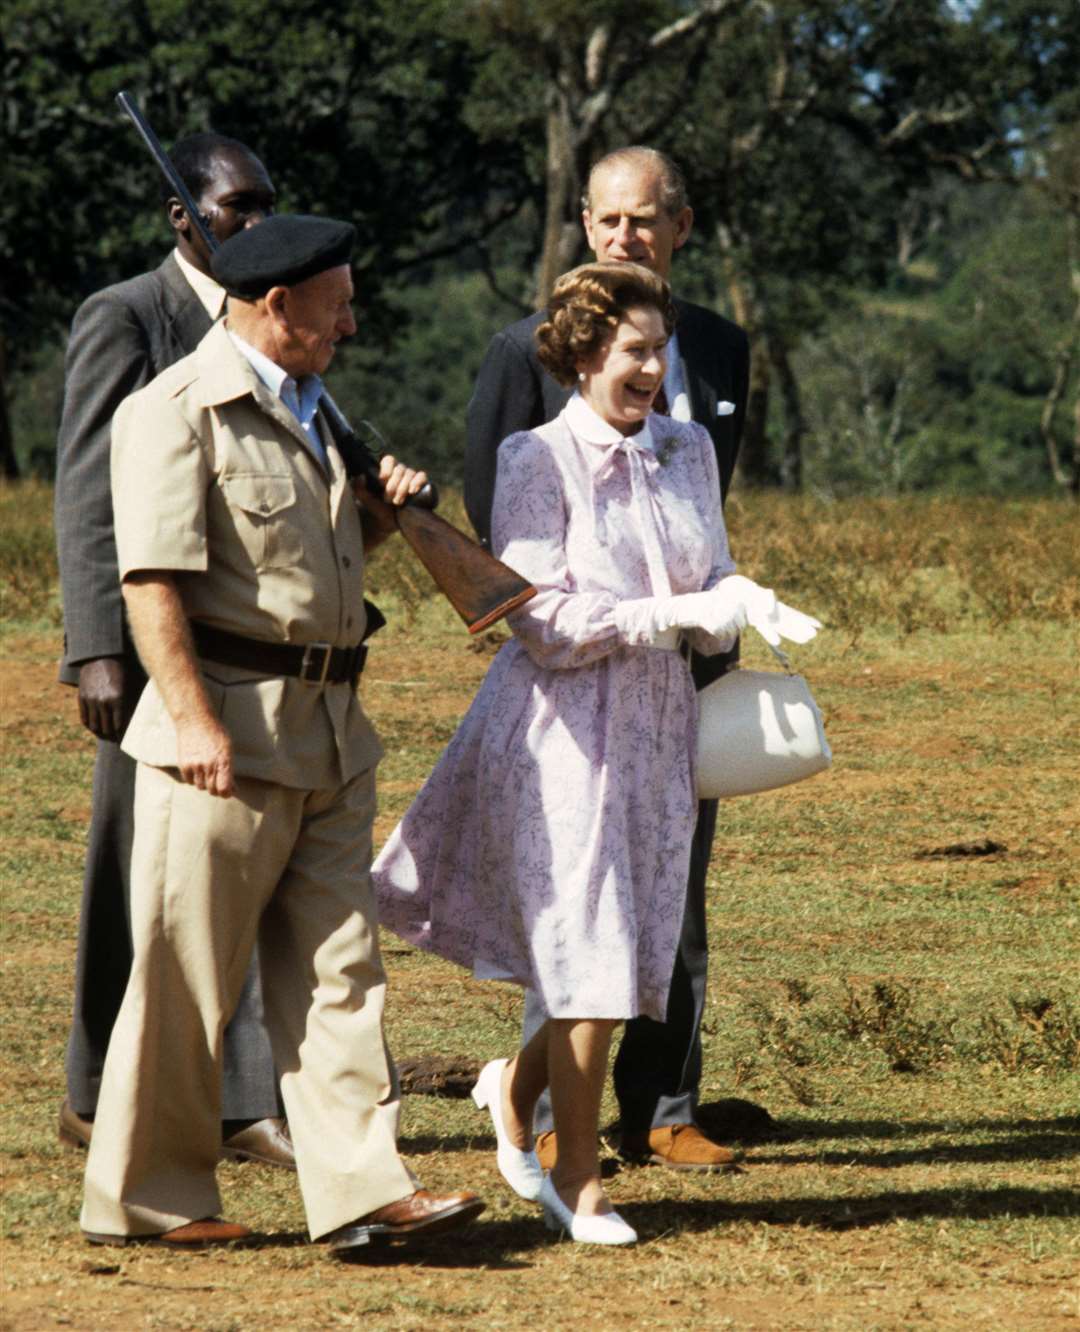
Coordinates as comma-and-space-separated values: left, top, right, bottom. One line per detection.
81, 762, 415, 1241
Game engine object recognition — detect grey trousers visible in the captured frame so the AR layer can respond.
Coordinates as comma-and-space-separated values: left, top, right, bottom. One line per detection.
525, 797, 718, 1134
65, 733, 281, 1122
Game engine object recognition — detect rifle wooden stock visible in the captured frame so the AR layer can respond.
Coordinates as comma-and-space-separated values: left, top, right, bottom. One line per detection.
393, 504, 536, 634
116, 89, 537, 634
325, 399, 537, 633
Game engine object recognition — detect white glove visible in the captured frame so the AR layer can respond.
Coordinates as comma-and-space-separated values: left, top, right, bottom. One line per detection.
614, 574, 756, 644
614, 574, 821, 648
711, 575, 822, 647
747, 597, 822, 647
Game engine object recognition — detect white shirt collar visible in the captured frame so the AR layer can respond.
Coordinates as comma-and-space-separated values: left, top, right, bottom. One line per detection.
563, 390, 659, 452
173, 249, 227, 320
226, 330, 326, 457
662, 330, 692, 422
227, 330, 290, 398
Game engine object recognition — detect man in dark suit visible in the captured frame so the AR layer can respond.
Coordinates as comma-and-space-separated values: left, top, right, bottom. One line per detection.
54, 131, 294, 1168
465, 146, 750, 1172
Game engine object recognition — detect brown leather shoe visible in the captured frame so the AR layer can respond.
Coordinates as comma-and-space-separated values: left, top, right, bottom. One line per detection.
326, 1189, 486, 1256
84, 1218, 252, 1248
535, 1129, 557, 1171
221, 1118, 296, 1170
620, 1123, 739, 1172
58, 1099, 93, 1151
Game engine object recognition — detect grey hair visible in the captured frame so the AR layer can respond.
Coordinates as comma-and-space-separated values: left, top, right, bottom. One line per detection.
583, 147, 688, 217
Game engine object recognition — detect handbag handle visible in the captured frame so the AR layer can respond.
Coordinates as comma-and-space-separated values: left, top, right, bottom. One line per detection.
763, 638, 795, 674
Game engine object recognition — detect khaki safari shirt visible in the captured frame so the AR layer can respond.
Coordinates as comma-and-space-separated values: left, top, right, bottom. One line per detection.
111, 318, 382, 789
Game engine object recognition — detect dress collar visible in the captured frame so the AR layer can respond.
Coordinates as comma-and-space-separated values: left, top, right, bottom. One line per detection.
563, 390, 657, 454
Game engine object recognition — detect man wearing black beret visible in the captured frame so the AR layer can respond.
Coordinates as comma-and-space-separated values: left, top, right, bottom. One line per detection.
80, 214, 485, 1257
54, 132, 292, 1171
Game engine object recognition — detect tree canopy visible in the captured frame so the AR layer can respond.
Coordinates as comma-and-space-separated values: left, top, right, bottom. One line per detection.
3, 0, 1077, 492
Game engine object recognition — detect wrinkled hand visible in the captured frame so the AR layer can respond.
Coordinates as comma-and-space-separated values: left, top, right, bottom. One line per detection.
378, 453, 428, 506
353, 454, 429, 541
176, 716, 234, 799
78, 658, 128, 742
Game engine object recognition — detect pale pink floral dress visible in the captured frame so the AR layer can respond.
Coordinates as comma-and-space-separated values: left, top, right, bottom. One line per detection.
372, 393, 735, 1020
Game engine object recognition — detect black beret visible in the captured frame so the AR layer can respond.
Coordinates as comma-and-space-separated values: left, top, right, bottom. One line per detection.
211, 214, 356, 299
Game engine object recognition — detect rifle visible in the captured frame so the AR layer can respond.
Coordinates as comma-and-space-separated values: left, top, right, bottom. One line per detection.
115, 91, 535, 635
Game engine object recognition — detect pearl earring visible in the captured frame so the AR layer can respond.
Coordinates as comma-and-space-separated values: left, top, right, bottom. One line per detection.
578, 372, 585, 382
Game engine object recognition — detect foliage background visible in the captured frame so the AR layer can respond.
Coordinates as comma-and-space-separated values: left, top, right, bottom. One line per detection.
3, 0, 1079, 495
3, 483, 1078, 1327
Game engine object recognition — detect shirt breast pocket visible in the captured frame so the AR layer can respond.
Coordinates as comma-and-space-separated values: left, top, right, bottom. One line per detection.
221, 472, 304, 571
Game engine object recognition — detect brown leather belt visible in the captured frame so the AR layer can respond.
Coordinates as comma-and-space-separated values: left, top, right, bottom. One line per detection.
191, 622, 368, 686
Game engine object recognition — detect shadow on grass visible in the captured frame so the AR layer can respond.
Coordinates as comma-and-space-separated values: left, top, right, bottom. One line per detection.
79, 1184, 1080, 1273
780, 1114, 1080, 1139
239, 1217, 546, 1266
403, 1115, 1080, 1168
222, 1183, 1080, 1259
749, 1115, 1080, 1169
623, 1184, 1080, 1236
400, 1134, 494, 1154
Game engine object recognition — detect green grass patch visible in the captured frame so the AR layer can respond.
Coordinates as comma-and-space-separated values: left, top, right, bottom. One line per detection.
1, 491, 1078, 1329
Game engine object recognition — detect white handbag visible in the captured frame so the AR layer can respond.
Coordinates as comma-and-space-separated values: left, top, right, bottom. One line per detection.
695, 642, 831, 799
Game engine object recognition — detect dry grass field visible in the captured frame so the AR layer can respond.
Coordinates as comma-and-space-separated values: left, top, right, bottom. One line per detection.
2, 483, 1078, 1330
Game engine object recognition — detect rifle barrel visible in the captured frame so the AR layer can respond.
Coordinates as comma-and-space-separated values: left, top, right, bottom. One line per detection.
116, 92, 218, 255
112, 91, 528, 632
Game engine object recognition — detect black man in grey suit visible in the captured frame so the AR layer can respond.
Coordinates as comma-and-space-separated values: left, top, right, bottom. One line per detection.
464, 147, 750, 1172
54, 131, 293, 1168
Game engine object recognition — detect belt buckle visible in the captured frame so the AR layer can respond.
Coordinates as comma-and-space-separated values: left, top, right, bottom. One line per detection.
300, 641, 332, 686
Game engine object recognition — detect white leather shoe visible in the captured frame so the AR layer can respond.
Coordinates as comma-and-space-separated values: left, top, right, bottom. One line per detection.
538, 1174, 637, 1246
471, 1059, 544, 1201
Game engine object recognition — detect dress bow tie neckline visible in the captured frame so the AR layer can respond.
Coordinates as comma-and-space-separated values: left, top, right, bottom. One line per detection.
564, 393, 672, 597
564, 392, 661, 474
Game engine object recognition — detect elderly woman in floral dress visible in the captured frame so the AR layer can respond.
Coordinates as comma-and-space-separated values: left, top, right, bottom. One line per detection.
373, 262, 817, 1245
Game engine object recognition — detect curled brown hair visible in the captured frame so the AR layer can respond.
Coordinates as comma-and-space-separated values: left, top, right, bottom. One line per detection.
535, 262, 677, 387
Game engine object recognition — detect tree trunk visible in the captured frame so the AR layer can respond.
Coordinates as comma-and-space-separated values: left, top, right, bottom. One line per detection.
1039, 334, 1076, 492
535, 92, 587, 308
718, 225, 772, 486
1041, 208, 1080, 496
766, 320, 805, 491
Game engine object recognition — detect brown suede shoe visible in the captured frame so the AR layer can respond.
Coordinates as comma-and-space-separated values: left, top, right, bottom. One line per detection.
58, 1099, 93, 1151
535, 1130, 557, 1171
84, 1218, 252, 1248
326, 1189, 486, 1256
620, 1123, 739, 1172
221, 1118, 296, 1170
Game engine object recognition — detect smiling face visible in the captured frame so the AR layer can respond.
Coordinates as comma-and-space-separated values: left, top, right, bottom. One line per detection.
578, 305, 669, 435
270, 264, 358, 378
583, 161, 692, 280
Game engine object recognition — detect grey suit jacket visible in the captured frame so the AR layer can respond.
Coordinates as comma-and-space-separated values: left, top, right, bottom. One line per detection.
463, 298, 750, 549
55, 254, 214, 684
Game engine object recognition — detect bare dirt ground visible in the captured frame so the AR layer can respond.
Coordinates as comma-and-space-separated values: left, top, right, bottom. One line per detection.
2, 626, 1078, 1331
